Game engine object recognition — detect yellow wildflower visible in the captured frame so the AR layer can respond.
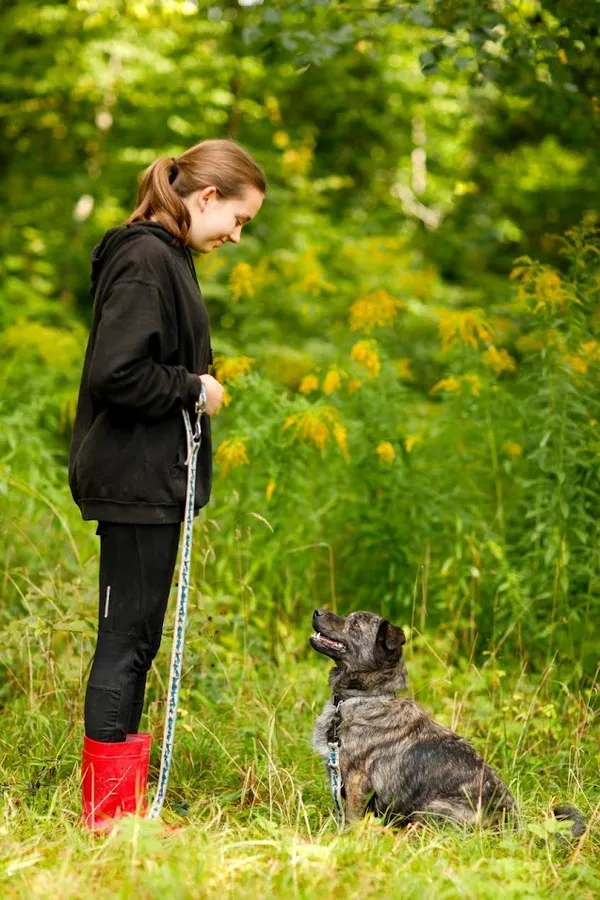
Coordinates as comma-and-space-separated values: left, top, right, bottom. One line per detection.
405, 435, 422, 453
213, 356, 255, 383
463, 375, 482, 396
282, 144, 313, 177
346, 378, 361, 394
282, 406, 347, 456
564, 354, 588, 374
266, 95, 282, 125
273, 131, 289, 149
394, 358, 415, 382
323, 368, 342, 396
503, 442, 523, 460
349, 290, 405, 334
350, 339, 381, 377
376, 441, 395, 464
581, 340, 600, 360
229, 262, 255, 302
333, 423, 350, 461
430, 377, 462, 395
482, 346, 517, 375
511, 262, 580, 315
215, 438, 249, 478
2, 320, 82, 369
298, 373, 319, 394
533, 270, 566, 313
438, 309, 495, 351
266, 480, 276, 501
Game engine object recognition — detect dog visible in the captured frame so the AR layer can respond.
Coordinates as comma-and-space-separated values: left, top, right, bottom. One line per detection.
311, 609, 586, 834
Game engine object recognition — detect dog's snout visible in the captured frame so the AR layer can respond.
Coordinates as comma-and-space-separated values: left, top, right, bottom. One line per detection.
314, 609, 325, 618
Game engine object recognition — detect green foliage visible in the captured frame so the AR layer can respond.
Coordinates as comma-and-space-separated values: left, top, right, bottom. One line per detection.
1, 4, 599, 890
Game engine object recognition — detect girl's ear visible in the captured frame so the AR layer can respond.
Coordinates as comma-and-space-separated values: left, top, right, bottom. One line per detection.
198, 185, 218, 210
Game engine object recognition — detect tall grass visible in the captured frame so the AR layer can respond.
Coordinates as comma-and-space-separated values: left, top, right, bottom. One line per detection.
1, 223, 599, 896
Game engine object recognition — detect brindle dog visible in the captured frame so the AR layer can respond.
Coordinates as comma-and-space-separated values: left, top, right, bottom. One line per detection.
311, 609, 585, 834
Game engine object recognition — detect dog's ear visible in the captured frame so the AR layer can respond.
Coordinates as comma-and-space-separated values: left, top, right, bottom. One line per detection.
375, 620, 406, 660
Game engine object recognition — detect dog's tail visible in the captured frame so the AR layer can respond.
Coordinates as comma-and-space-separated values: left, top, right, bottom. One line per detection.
553, 805, 587, 837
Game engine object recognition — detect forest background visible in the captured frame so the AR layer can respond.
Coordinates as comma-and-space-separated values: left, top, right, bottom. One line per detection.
0, 1, 599, 897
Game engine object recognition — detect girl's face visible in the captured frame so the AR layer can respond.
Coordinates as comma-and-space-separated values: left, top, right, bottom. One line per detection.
184, 185, 264, 253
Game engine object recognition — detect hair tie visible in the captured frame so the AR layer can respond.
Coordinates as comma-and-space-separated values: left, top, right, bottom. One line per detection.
168, 158, 179, 184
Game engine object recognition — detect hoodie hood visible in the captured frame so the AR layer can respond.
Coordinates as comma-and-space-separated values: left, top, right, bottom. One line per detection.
90, 222, 186, 296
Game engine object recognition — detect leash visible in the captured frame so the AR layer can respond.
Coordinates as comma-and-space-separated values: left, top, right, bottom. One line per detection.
327, 695, 345, 829
146, 404, 202, 820
325, 693, 396, 830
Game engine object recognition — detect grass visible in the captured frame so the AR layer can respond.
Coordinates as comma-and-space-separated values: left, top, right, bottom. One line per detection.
1, 567, 598, 900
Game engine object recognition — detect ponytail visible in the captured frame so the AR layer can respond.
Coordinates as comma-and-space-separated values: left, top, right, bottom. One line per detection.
126, 139, 266, 245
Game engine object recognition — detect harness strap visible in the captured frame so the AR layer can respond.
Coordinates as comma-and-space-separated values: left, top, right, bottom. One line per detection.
146, 408, 201, 820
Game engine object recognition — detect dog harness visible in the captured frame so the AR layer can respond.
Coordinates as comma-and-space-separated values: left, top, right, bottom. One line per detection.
146, 405, 202, 820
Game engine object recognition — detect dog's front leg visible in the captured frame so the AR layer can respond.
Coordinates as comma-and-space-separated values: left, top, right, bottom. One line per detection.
344, 769, 370, 824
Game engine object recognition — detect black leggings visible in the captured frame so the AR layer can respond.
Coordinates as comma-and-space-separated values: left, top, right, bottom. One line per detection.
84, 522, 181, 742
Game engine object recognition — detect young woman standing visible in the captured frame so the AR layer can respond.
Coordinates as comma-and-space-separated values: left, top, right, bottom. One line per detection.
69, 139, 265, 830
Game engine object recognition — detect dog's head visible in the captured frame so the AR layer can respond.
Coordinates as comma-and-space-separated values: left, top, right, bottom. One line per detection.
309, 609, 408, 696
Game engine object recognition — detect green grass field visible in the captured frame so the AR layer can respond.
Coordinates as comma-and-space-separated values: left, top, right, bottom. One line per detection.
1, 585, 598, 899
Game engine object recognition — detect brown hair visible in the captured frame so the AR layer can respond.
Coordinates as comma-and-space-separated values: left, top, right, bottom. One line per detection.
126, 139, 266, 244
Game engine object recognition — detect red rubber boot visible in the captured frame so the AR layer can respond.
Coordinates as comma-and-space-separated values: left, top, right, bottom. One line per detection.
81, 734, 147, 832
127, 733, 181, 834
126, 732, 152, 815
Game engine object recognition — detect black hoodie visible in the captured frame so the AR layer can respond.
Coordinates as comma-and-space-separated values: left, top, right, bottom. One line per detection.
68, 222, 213, 524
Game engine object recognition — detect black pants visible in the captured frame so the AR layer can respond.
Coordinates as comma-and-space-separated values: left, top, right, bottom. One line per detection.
84, 522, 181, 742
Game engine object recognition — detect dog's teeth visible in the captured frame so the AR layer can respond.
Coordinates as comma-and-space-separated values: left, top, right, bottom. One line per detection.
316, 632, 321, 638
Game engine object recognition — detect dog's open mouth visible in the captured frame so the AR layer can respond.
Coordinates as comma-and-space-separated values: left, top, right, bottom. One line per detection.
310, 631, 346, 656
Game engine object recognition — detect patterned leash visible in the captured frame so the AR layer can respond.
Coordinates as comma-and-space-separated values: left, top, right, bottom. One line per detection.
146, 405, 202, 820
327, 696, 345, 828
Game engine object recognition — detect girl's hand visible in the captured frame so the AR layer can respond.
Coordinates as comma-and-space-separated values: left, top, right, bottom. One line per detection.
199, 373, 224, 415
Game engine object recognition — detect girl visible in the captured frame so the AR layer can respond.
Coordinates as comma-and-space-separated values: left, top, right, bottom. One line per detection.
69, 139, 265, 830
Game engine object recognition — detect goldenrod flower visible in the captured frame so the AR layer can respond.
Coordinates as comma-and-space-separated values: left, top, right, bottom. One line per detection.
298, 373, 319, 394
333, 423, 350, 461
394, 358, 415, 382
323, 368, 342, 396
229, 262, 255, 302
564, 354, 588, 374
213, 355, 255, 383
404, 435, 422, 453
282, 406, 347, 457
482, 346, 517, 375
463, 375, 482, 396
346, 378, 361, 394
503, 442, 523, 460
430, 377, 462, 395
350, 339, 381, 377
438, 309, 495, 351
283, 144, 313, 177
215, 438, 249, 478
376, 441, 395, 464
511, 262, 581, 314
273, 130, 289, 148
266, 480, 276, 501
581, 340, 600, 360
349, 290, 405, 334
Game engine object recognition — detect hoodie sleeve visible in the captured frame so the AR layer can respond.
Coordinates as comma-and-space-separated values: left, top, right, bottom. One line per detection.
88, 279, 201, 420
